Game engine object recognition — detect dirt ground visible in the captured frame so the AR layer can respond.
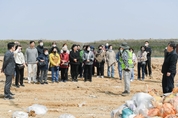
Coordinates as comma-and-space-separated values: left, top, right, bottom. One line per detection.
0, 57, 177, 118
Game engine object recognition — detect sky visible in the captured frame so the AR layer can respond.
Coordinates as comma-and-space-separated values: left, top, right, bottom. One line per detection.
0, 0, 178, 42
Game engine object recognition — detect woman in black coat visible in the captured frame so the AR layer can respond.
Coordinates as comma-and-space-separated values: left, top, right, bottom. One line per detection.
69, 44, 80, 82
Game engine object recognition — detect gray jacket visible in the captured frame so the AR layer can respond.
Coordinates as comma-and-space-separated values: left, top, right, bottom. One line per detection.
25, 47, 38, 64
2, 50, 15, 75
83, 51, 94, 65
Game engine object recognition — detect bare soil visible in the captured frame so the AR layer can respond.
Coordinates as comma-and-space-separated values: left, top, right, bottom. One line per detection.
0, 57, 177, 118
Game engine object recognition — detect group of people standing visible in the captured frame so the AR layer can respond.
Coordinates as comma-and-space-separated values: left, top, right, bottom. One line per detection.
3, 40, 177, 100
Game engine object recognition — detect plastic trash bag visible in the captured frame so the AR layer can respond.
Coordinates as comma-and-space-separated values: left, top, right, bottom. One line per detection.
132, 92, 153, 109
59, 113, 75, 118
125, 100, 136, 112
121, 108, 133, 118
12, 111, 28, 118
111, 104, 127, 118
28, 104, 47, 115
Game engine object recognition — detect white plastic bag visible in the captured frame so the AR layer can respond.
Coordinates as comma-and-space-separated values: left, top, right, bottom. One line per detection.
125, 100, 136, 112
132, 92, 153, 108
12, 111, 28, 118
111, 104, 127, 118
59, 113, 75, 118
28, 104, 47, 115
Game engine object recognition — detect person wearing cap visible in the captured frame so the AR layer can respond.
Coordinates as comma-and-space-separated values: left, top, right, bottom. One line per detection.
83, 45, 95, 82
36, 40, 44, 81
161, 41, 177, 94
60, 46, 69, 82
95, 45, 105, 78
106, 45, 116, 78
137, 46, 147, 81
69, 44, 80, 82
120, 42, 133, 95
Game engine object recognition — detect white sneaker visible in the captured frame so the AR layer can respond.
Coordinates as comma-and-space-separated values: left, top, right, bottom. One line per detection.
130, 79, 133, 82
28, 81, 31, 84
101, 76, 104, 78
96, 76, 99, 78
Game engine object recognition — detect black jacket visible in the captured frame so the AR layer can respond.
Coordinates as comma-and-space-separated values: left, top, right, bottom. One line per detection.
69, 50, 80, 65
161, 50, 177, 74
36, 45, 44, 56
145, 46, 152, 59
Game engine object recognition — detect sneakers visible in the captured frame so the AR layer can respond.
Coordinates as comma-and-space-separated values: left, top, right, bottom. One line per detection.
96, 76, 99, 78
4, 96, 14, 100
44, 82, 48, 84
101, 76, 104, 78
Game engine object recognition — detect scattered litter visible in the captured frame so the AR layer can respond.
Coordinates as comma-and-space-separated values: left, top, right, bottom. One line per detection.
28, 104, 47, 115
59, 113, 75, 118
12, 111, 28, 118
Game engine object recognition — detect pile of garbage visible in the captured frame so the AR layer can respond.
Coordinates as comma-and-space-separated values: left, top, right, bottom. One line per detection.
111, 87, 178, 118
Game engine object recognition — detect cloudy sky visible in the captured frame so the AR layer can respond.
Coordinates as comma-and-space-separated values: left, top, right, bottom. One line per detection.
0, 0, 178, 42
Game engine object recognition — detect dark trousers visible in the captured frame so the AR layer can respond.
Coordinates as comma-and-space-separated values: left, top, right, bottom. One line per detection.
145, 58, 152, 76
61, 68, 68, 81
92, 65, 95, 75
84, 65, 92, 81
37, 65, 41, 81
162, 73, 175, 94
96, 63, 104, 76
137, 62, 146, 80
40, 70, 48, 83
15, 64, 24, 85
4, 75, 13, 97
78, 62, 83, 77
71, 64, 79, 81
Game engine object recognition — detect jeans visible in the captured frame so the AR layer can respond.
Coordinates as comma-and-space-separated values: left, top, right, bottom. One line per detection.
130, 68, 134, 80
137, 62, 146, 80
51, 66, 59, 82
27, 64, 37, 83
40, 70, 48, 83
107, 65, 114, 78
118, 63, 122, 79
123, 68, 132, 93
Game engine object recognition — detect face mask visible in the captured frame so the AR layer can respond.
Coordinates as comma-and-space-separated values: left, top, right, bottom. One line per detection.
120, 50, 123, 53
18, 50, 21, 53
40, 43, 43, 46
87, 48, 90, 51
45, 52, 48, 55
53, 50, 57, 53
53, 45, 56, 47
145, 43, 148, 47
